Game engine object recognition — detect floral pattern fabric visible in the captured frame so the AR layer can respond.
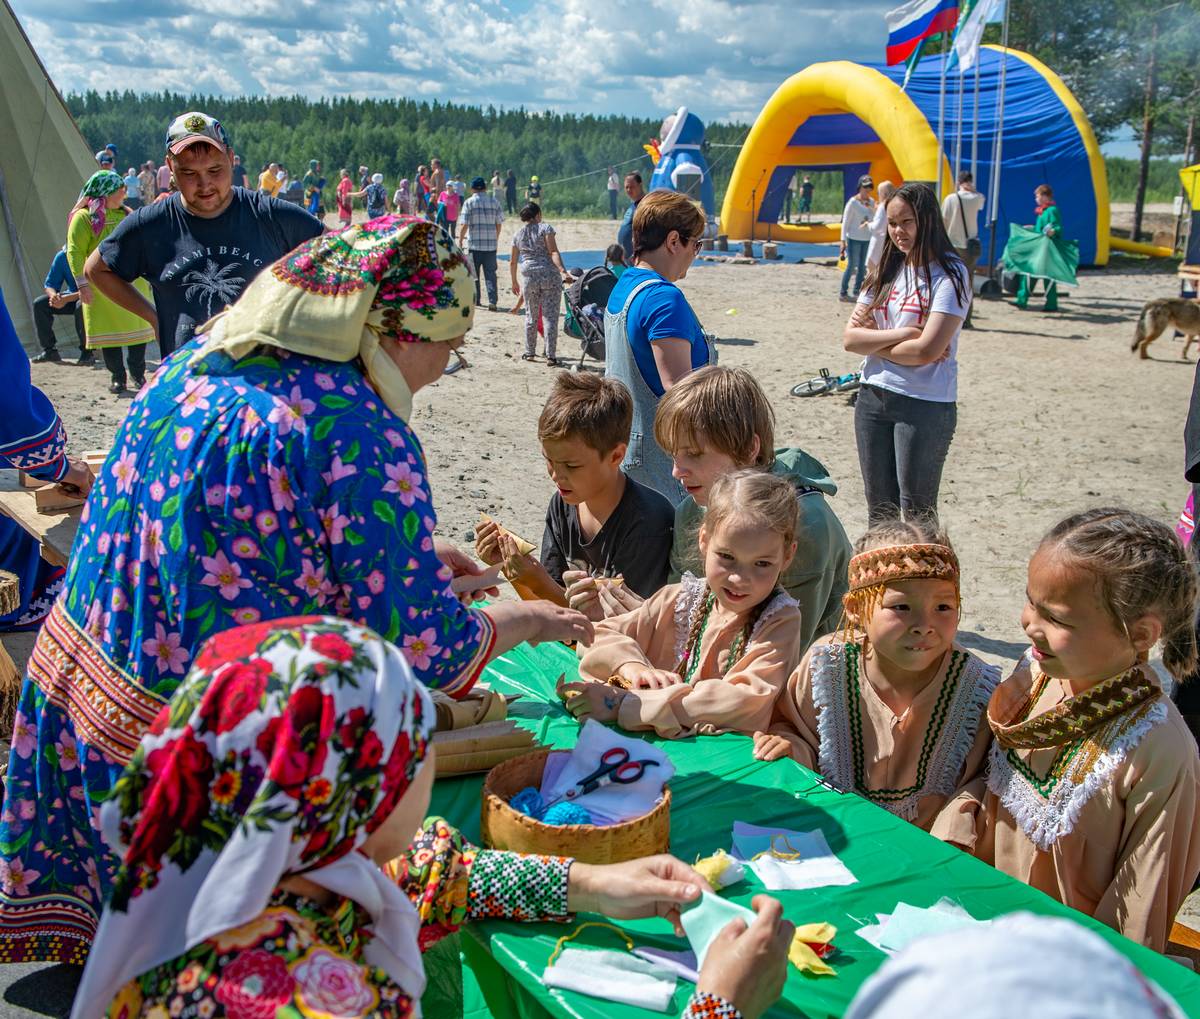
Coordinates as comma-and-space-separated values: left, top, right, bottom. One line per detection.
108, 817, 572, 1018
0, 342, 494, 964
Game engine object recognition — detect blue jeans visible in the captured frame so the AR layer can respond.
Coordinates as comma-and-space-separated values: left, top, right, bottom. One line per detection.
841, 238, 869, 297
854, 384, 957, 524
470, 249, 498, 305
609, 190, 618, 219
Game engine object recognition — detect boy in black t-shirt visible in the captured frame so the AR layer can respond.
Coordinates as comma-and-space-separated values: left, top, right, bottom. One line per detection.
475, 373, 674, 616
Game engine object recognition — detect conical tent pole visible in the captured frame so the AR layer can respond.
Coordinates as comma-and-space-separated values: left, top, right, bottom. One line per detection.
985, 5, 1010, 277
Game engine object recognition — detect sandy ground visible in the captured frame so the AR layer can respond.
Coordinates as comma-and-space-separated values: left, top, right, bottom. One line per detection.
26, 217, 1195, 674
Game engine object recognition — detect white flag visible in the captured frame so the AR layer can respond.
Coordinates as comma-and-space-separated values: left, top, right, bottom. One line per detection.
953, 0, 1004, 72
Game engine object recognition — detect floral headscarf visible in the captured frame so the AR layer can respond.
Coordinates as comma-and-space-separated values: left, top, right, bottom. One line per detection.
191, 215, 474, 420
75, 169, 125, 236
73, 616, 435, 1016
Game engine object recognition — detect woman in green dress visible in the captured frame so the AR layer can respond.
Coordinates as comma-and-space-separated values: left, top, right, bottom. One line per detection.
1009, 184, 1079, 312
67, 170, 155, 393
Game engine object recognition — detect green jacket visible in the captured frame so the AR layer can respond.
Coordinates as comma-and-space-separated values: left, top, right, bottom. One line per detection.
669, 448, 852, 652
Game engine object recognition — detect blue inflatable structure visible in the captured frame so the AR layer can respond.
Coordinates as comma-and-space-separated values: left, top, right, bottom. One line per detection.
649, 106, 716, 224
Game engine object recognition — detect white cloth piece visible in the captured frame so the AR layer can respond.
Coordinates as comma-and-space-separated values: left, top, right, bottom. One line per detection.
855, 898, 981, 956
845, 912, 1185, 1019
730, 821, 857, 891
542, 948, 678, 1012
540, 718, 673, 824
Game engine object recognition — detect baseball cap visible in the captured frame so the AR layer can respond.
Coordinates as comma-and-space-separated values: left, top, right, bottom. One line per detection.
858, 174, 873, 187
471, 176, 486, 190
165, 111, 230, 155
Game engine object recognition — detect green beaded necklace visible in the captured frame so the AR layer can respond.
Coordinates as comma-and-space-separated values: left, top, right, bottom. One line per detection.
680, 592, 749, 683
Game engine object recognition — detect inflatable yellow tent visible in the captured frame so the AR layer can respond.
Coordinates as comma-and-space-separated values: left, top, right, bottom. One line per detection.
721, 46, 1110, 265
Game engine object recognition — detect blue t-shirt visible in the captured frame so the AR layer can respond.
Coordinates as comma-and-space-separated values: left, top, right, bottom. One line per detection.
606, 267, 707, 397
43, 250, 78, 293
100, 187, 323, 351
123, 174, 141, 195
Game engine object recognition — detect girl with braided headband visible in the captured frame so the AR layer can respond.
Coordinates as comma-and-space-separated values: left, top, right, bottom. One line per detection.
755, 517, 999, 847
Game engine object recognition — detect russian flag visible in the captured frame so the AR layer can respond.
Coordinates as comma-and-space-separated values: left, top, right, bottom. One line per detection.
885, 0, 959, 65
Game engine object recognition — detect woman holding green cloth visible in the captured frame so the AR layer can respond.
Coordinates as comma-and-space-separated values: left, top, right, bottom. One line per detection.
74, 617, 792, 1019
1006, 184, 1079, 312
66, 170, 155, 392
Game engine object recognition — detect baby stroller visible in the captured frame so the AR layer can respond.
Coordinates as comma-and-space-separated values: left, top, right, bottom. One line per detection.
563, 266, 615, 370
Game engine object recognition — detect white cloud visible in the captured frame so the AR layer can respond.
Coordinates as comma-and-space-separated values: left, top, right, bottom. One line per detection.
14, 0, 896, 122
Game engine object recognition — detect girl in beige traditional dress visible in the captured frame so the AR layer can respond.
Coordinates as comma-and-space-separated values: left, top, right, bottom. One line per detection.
977, 508, 1200, 951
560, 470, 803, 738
754, 519, 999, 847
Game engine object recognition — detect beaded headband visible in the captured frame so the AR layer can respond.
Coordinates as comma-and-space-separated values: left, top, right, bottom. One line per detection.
847, 543, 959, 592
840, 543, 960, 635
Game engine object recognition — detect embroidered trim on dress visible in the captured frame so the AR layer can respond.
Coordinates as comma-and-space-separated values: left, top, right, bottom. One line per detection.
27, 600, 167, 766
748, 590, 799, 643
987, 697, 1167, 851
812, 642, 998, 819
673, 573, 708, 664
812, 643, 855, 793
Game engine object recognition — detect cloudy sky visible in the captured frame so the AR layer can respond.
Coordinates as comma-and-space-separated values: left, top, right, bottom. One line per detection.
15, 0, 902, 124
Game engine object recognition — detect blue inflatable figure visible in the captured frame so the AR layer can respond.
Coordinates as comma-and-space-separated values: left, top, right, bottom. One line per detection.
649, 106, 715, 231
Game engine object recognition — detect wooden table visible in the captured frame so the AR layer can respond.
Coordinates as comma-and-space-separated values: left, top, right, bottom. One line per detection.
0, 473, 81, 569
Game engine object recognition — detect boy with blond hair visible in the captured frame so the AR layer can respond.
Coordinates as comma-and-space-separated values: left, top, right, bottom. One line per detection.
656, 365, 851, 650
476, 372, 674, 612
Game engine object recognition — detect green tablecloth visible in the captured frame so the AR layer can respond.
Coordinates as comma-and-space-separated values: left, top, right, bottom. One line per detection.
429, 642, 1200, 1018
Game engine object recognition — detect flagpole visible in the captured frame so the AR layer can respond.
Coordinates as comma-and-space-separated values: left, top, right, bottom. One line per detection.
937, 35, 948, 195
985, 0, 1010, 278
954, 63, 965, 179
971, 54, 981, 179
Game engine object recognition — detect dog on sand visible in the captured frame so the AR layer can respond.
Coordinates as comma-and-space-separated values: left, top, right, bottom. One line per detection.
1132, 298, 1200, 360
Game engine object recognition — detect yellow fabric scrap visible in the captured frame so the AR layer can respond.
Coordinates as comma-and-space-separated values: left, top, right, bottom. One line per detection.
789, 923, 837, 977
693, 850, 736, 888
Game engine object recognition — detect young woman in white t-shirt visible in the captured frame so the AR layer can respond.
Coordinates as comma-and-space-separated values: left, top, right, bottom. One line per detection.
842, 182, 971, 524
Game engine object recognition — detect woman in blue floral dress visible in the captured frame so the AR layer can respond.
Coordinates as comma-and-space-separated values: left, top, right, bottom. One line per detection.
72, 617, 775, 1019
0, 217, 592, 963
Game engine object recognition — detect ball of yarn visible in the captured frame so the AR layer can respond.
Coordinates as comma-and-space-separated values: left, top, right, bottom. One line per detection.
542, 801, 592, 826
511, 787, 546, 819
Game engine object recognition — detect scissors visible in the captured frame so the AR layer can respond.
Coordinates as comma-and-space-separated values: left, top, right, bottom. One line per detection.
546, 747, 659, 806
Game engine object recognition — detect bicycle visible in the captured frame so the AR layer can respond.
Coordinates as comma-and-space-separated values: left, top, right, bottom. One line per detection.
791, 368, 861, 398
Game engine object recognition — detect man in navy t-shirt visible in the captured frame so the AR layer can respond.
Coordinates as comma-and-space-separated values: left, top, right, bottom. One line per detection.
86, 111, 323, 358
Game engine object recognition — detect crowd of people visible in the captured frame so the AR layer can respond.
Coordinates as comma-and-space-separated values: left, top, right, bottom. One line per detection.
1, 107, 1196, 1018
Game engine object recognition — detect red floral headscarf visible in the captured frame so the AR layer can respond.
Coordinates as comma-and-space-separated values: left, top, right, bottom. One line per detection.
75, 616, 434, 1014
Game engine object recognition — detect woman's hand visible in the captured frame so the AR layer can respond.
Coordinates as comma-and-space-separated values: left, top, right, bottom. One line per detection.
76, 281, 93, 306
511, 279, 521, 297
848, 302, 876, 329
563, 571, 603, 621
617, 663, 683, 690
567, 855, 709, 937
752, 731, 792, 762
58, 458, 94, 498
435, 538, 501, 603
696, 895, 793, 1019
523, 601, 594, 646
556, 677, 626, 722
